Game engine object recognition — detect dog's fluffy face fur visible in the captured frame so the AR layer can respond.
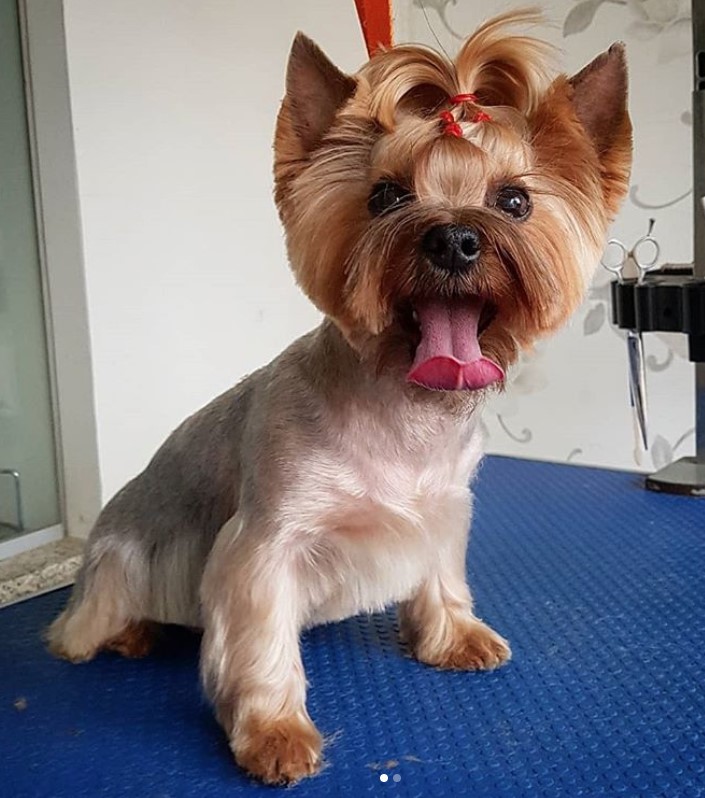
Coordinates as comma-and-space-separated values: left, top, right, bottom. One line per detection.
274, 10, 631, 385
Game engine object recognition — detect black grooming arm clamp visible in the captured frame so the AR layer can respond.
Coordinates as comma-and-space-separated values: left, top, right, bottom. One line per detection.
609, 267, 705, 495
610, 268, 705, 363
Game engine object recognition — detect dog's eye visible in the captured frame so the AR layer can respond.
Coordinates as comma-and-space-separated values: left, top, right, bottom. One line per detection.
494, 187, 531, 220
368, 181, 413, 216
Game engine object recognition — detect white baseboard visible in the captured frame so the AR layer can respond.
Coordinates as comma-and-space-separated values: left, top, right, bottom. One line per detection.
0, 524, 63, 561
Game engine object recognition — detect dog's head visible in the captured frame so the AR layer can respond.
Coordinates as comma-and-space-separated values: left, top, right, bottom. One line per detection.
273, 10, 632, 391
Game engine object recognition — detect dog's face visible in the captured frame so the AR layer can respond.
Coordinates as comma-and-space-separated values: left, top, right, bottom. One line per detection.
274, 12, 632, 391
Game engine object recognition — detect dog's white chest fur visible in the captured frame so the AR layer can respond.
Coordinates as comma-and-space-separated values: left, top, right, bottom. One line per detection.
283, 401, 485, 627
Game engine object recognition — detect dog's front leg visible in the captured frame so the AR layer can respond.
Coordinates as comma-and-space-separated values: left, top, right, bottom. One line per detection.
200, 517, 322, 785
399, 503, 511, 671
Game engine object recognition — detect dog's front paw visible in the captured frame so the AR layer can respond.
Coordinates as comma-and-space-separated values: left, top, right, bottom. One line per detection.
415, 619, 512, 671
233, 713, 323, 785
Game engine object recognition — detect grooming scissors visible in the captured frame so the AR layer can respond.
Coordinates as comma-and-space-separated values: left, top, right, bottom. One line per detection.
601, 219, 660, 452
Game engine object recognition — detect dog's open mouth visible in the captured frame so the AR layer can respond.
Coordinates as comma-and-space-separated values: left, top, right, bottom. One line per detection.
406, 297, 504, 391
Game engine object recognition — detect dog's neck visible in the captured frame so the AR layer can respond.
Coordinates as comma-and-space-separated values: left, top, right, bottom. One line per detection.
308, 319, 485, 419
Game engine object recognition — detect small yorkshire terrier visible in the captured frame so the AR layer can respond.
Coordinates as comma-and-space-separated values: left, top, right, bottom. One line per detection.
49, 10, 631, 785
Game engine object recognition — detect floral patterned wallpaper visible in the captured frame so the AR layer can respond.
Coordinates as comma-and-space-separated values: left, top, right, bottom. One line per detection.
396, 0, 695, 472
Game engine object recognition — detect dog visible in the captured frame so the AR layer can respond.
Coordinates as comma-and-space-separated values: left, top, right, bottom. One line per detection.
48, 9, 632, 785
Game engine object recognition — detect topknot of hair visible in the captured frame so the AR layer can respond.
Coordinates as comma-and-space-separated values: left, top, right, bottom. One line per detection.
354, 8, 556, 131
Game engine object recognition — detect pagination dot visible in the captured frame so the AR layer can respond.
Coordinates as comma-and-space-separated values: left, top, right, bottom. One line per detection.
393, 774, 402, 782
379, 773, 388, 782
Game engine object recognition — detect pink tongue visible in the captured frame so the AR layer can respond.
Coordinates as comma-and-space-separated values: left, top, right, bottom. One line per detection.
407, 297, 504, 391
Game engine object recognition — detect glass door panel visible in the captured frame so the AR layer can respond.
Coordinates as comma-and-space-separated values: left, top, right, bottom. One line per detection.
0, 0, 60, 540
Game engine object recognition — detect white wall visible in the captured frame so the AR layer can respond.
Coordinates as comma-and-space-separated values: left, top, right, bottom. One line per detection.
61, 0, 695, 514
396, 0, 695, 473
62, 0, 365, 503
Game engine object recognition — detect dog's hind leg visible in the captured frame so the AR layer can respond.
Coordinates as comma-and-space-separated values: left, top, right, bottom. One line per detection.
47, 539, 151, 663
101, 620, 159, 658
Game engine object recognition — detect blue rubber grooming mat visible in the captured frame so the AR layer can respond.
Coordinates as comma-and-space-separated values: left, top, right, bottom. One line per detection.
2, 456, 704, 798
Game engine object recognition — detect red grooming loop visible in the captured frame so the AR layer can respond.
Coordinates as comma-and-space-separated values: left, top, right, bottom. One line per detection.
354, 0, 393, 57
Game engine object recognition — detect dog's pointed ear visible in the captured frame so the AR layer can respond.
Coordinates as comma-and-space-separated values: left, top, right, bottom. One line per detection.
569, 43, 629, 155
284, 33, 357, 153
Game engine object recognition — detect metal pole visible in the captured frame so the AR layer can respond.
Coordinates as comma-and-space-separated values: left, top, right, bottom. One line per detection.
694, 0, 705, 458
645, 4, 705, 493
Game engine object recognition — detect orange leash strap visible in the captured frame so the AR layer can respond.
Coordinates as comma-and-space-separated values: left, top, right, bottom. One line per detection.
354, 0, 393, 57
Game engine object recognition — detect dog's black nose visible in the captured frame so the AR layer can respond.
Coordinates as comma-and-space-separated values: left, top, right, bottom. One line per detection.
422, 224, 481, 273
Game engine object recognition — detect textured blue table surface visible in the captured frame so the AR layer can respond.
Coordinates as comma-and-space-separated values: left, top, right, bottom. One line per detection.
1, 456, 704, 797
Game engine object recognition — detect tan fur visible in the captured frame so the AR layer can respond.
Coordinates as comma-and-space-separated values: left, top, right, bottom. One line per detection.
47, 546, 145, 662
49, 11, 632, 786
275, 10, 630, 372
233, 713, 323, 786
103, 621, 158, 658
